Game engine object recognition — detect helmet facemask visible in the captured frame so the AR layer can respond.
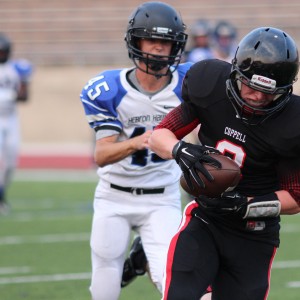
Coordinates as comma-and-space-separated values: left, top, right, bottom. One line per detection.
226, 27, 299, 125
126, 27, 187, 77
125, 2, 187, 77
227, 68, 294, 125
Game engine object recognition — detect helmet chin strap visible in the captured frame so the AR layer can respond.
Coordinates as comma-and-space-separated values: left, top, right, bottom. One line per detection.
134, 56, 170, 78
147, 57, 169, 70
147, 61, 169, 79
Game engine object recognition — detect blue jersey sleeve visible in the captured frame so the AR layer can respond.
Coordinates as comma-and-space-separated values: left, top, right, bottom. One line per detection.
80, 69, 127, 132
12, 59, 33, 82
173, 62, 193, 101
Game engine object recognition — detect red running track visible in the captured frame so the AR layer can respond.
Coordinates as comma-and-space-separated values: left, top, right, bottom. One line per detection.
18, 154, 95, 170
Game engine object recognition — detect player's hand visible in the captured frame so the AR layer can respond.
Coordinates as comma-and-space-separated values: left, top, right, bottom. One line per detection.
172, 140, 221, 190
133, 130, 153, 150
196, 191, 281, 219
196, 191, 248, 216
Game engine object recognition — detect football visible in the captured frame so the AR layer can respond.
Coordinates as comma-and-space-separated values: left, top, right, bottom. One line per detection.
180, 153, 241, 198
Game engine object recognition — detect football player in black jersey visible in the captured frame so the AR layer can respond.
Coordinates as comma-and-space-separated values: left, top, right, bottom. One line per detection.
149, 27, 300, 300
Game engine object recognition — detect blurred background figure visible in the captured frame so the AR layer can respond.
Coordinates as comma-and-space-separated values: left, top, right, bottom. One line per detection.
184, 19, 214, 63
212, 20, 238, 62
0, 33, 33, 215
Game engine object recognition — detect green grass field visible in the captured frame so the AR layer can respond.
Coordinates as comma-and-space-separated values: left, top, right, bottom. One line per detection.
0, 170, 299, 300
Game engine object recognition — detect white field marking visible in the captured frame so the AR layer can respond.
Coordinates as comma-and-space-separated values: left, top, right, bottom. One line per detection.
0, 266, 31, 275
0, 272, 91, 284
0, 233, 90, 245
1, 212, 92, 222
273, 260, 300, 269
287, 282, 300, 288
281, 224, 300, 233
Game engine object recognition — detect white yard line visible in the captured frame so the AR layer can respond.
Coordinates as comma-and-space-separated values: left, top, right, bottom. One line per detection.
273, 260, 300, 269
0, 258, 299, 286
0, 233, 90, 245
0, 270, 298, 287
287, 282, 300, 288
281, 224, 300, 233
0, 266, 31, 275
0, 273, 91, 284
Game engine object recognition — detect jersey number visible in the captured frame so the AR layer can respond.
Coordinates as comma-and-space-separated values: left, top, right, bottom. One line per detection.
216, 139, 246, 168
130, 127, 164, 166
84, 75, 110, 100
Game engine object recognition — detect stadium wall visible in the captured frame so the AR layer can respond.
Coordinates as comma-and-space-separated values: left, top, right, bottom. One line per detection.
1, 1, 300, 169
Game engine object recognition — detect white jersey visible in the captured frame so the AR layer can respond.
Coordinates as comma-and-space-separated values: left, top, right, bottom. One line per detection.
0, 62, 21, 115
80, 63, 192, 188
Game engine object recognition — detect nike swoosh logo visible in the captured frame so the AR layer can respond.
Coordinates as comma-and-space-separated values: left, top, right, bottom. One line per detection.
163, 105, 176, 109
182, 148, 194, 157
194, 213, 209, 224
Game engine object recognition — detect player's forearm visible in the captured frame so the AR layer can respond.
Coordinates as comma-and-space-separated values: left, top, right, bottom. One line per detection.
94, 139, 138, 167
149, 128, 178, 160
276, 190, 300, 215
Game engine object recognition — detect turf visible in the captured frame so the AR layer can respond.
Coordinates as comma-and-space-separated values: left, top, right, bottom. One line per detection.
0, 172, 299, 300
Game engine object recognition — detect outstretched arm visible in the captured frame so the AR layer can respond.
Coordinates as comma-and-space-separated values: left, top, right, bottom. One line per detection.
276, 190, 300, 214
149, 128, 178, 160
95, 130, 152, 167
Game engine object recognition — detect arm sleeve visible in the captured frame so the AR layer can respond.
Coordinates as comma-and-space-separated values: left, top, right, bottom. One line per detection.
279, 161, 300, 206
155, 73, 200, 140
155, 103, 199, 140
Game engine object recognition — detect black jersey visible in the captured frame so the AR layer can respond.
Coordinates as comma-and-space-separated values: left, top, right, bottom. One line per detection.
180, 59, 300, 245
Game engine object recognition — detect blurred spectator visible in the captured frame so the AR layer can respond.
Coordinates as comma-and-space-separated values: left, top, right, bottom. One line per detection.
185, 19, 214, 63
0, 33, 33, 215
212, 20, 238, 62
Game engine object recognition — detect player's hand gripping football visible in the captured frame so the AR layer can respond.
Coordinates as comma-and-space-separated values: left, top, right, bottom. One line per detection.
172, 140, 221, 191
197, 191, 281, 219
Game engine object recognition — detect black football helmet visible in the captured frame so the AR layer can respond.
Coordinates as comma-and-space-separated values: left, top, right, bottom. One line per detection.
226, 27, 299, 125
125, 1, 188, 76
0, 33, 11, 63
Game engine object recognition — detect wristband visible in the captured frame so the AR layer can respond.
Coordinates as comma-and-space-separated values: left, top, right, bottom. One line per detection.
243, 193, 281, 219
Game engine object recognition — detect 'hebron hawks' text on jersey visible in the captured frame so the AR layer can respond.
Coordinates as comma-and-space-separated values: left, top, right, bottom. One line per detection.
80, 63, 192, 188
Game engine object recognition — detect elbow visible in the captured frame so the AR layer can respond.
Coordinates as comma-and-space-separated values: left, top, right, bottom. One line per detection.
94, 157, 107, 168
94, 151, 107, 168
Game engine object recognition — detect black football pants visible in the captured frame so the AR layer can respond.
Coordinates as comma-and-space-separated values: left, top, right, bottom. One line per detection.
164, 212, 277, 300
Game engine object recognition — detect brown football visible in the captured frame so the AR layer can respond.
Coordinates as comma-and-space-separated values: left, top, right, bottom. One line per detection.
180, 153, 241, 198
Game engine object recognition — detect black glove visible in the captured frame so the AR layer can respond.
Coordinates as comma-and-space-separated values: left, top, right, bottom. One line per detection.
197, 191, 281, 219
197, 191, 248, 216
172, 140, 221, 190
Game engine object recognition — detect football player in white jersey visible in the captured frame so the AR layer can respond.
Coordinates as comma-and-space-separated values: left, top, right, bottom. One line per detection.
80, 2, 191, 299
0, 33, 32, 214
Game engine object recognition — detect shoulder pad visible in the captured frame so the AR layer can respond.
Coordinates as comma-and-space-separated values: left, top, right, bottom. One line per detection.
183, 59, 231, 108
81, 69, 124, 102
